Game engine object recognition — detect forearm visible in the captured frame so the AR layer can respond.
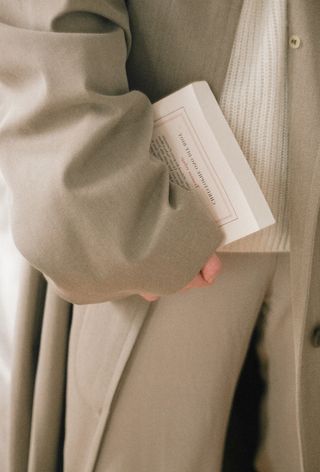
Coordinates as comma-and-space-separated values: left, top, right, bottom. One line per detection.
0, 2, 224, 304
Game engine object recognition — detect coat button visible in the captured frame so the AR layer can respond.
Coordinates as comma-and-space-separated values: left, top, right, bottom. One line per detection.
311, 326, 320, 348
289, 35, 301, 49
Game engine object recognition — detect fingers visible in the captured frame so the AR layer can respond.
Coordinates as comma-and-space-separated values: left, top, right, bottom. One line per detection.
139, 292, 160, 302
138, 254, 223, 302
200, 254, 222, 283
181, 254, 222, 292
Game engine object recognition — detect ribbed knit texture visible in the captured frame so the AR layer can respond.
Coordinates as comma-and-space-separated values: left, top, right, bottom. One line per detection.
218, 0, 290, 252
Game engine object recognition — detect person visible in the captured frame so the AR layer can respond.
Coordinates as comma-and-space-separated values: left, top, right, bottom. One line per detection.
0, 0, 319, 471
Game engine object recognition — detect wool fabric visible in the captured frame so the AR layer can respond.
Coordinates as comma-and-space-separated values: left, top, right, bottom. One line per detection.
218, 0, 290, 252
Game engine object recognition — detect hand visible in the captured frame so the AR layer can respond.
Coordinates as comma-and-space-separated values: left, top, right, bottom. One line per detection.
138, 253, 222, 302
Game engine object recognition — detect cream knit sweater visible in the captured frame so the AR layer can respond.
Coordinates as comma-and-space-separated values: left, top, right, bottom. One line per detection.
218, 0, 290, 252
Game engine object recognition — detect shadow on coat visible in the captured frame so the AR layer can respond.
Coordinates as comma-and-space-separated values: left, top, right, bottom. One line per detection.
222, 325, 265, 472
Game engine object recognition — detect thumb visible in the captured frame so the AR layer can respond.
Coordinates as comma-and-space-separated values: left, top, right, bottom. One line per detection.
200, 254, 222, 283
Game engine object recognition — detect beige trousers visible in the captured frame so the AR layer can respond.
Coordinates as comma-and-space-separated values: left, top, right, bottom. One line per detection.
65, 252, 301, 471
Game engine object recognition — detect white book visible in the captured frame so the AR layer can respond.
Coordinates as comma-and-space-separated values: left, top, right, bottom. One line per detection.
151, 81, 275, 248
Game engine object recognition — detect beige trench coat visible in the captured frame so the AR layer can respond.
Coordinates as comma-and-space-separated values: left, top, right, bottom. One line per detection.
0, 0, 319, 470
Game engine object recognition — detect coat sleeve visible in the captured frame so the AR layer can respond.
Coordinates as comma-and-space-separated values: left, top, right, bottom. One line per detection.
0, 1, 224, 305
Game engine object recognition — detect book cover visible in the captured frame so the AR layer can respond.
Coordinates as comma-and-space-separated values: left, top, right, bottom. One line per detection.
151, 81, 275, 247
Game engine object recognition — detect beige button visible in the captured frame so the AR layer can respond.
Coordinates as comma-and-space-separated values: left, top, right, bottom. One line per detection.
289, 35, 301, 49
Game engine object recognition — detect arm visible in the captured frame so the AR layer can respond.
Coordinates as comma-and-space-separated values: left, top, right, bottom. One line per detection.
0, 1, 224, 304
